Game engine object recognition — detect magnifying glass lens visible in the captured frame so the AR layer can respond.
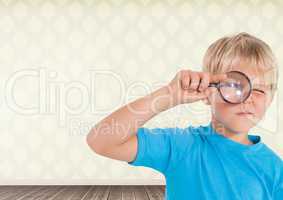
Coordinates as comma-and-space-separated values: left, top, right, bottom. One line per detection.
218, 71, 251, 104
219, 82, 244, 103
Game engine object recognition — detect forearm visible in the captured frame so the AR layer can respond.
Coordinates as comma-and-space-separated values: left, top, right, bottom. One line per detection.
86, 85, 175, 151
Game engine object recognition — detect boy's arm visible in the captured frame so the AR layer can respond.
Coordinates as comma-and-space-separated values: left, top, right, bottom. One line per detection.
86, 85, 174, 162
86, 70, 226, 162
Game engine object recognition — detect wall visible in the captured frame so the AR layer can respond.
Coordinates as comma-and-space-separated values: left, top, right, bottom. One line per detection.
0, 0, 282, 185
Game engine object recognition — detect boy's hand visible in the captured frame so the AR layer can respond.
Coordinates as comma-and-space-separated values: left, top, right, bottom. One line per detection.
167, 69, 227, 105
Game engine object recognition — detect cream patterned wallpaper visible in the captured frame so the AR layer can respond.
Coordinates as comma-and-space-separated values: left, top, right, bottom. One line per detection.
0, 0, 282, 184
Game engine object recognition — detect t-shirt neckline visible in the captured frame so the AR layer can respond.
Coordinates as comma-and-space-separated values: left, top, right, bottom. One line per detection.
206, 122, 263, 151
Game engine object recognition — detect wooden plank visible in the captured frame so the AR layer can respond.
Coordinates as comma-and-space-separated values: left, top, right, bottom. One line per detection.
51, 186, 79, 200
159, 186, 165, 193
0, 187, 16, 196
93, 186, 110, 200
68, 186, 91, 200
0, 186, 22, 197
121, 185, 134, 200
18, 186, 49, 200
80, 186, 99, 200
106, 186, 122, 200
0, 186, 164, 200
152, 186, 164, 199
16, 186, 47, 200
25, 186, 62, 200
0, 186, 23, 199
155, 186, 165, 198
0, 186, 34, 200
43, 186, 68, 200
144, 186, 163, 200
133, 186, 148, 200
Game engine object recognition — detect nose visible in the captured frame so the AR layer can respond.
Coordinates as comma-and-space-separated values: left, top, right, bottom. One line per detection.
239, 92, 254, 112
243, 90, 254, 104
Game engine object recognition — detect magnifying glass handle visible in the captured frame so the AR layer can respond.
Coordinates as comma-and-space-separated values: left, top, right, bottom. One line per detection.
208, 82, 219, 87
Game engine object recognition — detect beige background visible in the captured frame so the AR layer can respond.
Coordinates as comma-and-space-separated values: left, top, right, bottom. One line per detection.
0, 0, 282, 185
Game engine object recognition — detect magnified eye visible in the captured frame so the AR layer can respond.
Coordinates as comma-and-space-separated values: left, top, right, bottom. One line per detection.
220, 81, 242, 88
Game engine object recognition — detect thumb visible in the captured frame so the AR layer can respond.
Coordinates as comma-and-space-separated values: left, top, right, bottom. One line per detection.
201, 89, 212, 105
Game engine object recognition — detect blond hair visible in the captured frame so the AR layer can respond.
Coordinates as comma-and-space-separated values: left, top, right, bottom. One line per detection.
202, 32, 278, 95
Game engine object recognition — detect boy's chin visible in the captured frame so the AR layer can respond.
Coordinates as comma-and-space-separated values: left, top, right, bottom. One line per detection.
227, 120, 257, 134
213, 114, 259, 134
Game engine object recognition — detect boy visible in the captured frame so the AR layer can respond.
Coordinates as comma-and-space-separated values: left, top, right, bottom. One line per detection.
86, 32, 283, 199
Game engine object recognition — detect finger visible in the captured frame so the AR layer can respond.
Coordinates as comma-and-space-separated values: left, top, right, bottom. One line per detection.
186, 90, 207, 101
209, 73, 227, 83
189, 72, 201, 91
181, 72, 191, 89
198, 72, 210, 92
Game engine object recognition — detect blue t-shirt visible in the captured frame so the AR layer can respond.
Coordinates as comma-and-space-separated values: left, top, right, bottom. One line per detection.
127, 122, 283, 200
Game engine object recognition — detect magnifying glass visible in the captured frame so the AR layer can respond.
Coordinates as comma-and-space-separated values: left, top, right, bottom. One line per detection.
208, 70, 252, 104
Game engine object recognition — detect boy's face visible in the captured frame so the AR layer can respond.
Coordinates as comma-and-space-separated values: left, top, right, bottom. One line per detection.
206, 58, 274, 134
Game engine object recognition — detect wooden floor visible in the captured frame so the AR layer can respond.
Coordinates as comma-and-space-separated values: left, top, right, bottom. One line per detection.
0, 186, 165, 200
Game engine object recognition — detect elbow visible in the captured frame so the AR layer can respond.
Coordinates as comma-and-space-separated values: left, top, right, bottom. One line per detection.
86, 131, 103, 154
86, 133, 93, 148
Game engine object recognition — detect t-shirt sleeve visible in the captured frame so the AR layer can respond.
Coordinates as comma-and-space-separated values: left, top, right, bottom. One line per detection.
127, 126, 195, 174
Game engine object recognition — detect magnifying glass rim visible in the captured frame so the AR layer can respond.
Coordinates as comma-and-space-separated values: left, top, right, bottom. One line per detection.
217, 70, 252, 104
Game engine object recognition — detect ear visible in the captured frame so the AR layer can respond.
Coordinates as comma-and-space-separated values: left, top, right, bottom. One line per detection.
265, 93, 274, 108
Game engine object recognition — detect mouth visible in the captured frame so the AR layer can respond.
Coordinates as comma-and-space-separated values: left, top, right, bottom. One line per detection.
236, 112, 254, 116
